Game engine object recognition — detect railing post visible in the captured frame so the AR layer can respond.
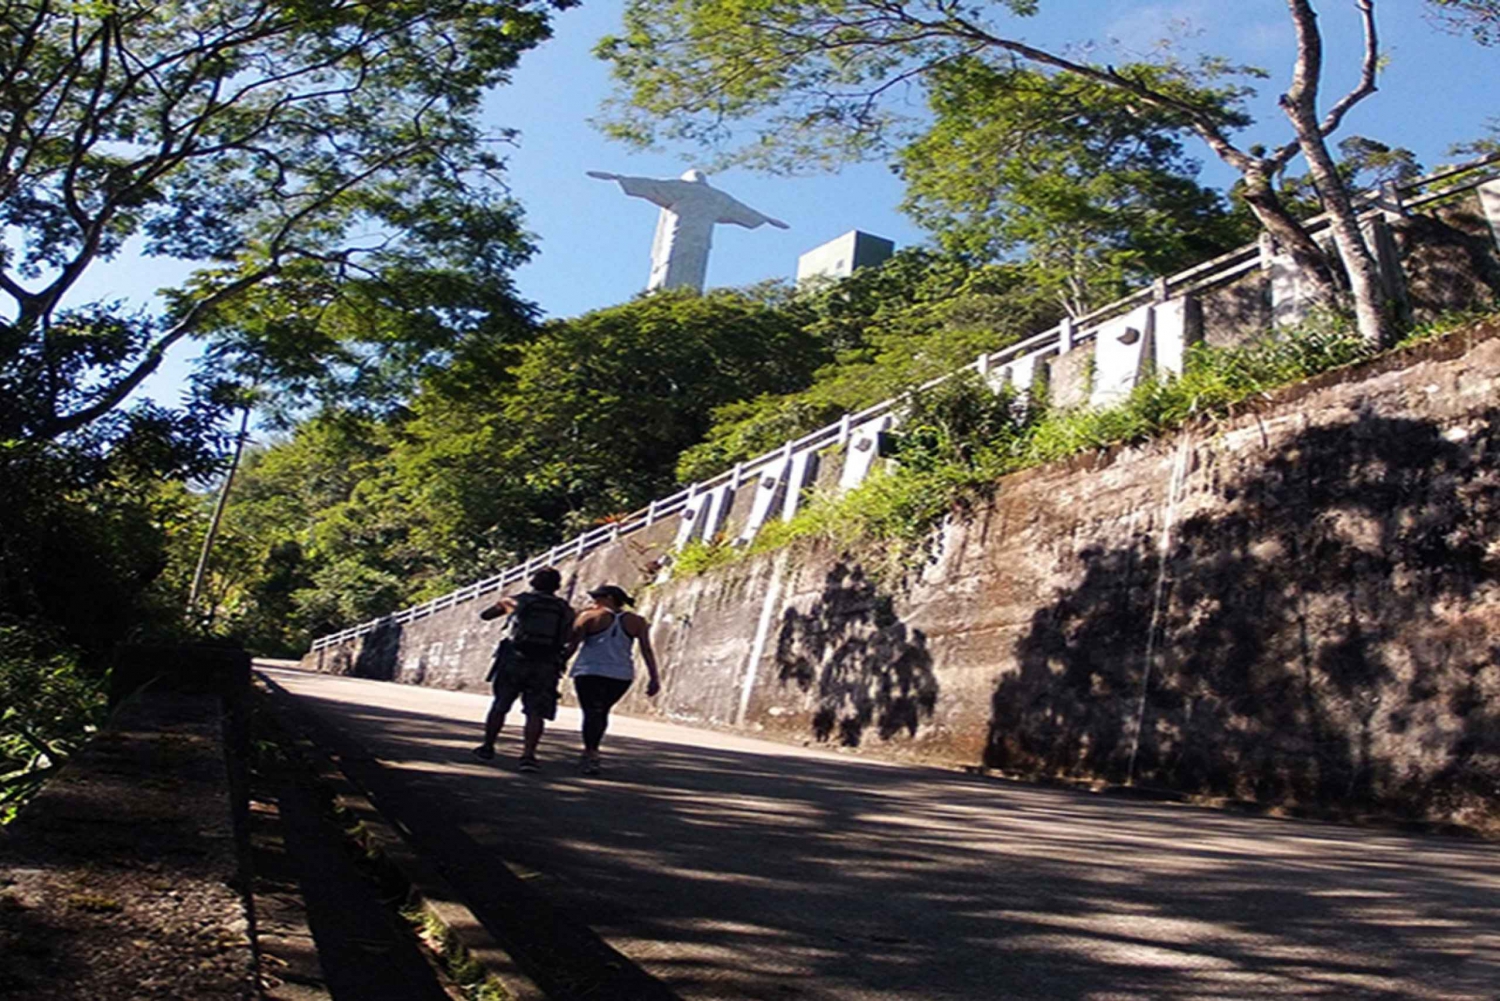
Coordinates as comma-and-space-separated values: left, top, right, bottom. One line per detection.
645, 498, 658, 526
836, 413, 853, 448
1378, 180, 1407, 221
1480, 180, 1500, 251
1258, 231, 1277, 271
1153, 276, 1170, 302
1060, 316, 1076, 351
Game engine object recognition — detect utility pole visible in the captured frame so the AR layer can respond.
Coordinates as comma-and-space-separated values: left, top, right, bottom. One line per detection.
187, 403, 253, 628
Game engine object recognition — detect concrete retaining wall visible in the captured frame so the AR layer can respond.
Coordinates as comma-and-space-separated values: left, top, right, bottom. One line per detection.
307, 322, 1500, 829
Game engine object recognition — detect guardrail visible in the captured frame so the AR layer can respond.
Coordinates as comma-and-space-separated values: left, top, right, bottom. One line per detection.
309, 152, 1500, 653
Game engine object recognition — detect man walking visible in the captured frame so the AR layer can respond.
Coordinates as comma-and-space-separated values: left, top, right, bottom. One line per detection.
473, 567, 575, 772
568, 584, 661, 775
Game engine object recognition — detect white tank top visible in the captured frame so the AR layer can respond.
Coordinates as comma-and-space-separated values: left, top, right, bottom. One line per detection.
570, 612, 636, 680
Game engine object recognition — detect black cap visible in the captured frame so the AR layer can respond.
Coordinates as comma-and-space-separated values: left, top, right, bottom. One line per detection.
587, 584, 634, 607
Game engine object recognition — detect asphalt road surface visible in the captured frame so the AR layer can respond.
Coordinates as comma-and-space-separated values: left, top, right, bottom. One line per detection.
260, 667, 1500, 1001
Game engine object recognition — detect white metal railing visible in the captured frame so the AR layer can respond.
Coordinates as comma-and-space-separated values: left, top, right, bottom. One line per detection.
308, 153, 1500, 653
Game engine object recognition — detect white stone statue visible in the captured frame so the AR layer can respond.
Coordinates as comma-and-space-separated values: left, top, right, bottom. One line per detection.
588, 169, 789, 292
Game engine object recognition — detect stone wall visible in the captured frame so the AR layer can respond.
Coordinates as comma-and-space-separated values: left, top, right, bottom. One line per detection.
308, 322, 1500, 829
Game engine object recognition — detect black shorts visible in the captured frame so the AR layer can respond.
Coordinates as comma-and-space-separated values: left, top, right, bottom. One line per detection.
490, 650, 561, 720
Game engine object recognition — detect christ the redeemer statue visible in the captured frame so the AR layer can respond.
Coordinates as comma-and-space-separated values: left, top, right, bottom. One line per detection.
588, 169, 789, 292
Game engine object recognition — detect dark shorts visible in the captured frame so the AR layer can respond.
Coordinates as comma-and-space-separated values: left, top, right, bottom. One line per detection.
490, 650, 561, 720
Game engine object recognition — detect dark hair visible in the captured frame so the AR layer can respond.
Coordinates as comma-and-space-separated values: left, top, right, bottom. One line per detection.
529, 567, 562, 594
587, 584, 634, 607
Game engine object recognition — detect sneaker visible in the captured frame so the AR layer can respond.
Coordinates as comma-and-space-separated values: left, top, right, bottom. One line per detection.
580, 754, 601, 776
472, 745, 495, 762
517, 756, 540, 773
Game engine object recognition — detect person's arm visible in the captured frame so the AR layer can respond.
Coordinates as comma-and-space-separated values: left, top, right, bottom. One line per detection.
563, 608, 601, 659
626, 613, 662, 696
560, 608, 582, 663
479, 596, 516, 621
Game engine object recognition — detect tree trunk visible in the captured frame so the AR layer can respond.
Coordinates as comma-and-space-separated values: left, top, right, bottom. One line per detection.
1280, 0, 1394, 347
1239, 168, 1343, 302
1281, 114, 1393, 346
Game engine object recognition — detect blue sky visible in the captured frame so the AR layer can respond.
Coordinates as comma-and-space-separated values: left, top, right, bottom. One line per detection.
86, 0, 1499, 402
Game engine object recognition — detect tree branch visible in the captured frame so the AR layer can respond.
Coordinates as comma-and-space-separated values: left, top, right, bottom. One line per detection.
912, 7, 1264, 174
1315, 0, 1379, 137
37, 264, 279, 440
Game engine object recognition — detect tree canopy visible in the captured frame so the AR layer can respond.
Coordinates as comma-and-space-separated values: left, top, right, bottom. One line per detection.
1, 0, 564, 447
199, 288, 828, 651
677, 250, 1062, 480
899, 60, 1256, 315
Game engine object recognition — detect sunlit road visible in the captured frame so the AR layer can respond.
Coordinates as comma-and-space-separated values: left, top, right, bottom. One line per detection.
260, 667, 1500, 1001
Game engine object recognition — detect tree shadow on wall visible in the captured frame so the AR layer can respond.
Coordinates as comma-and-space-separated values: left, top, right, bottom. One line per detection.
775, 563, 938, 747
1395, 210, 1500, 321
989, 406, 1500, 821
351, 618, 402, 681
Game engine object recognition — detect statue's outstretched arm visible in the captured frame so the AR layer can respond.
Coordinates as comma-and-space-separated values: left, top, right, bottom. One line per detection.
717, 198, 790, 230
589, 170, 676, 209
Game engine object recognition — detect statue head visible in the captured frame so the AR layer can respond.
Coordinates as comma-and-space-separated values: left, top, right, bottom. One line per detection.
679, 168, 709, 184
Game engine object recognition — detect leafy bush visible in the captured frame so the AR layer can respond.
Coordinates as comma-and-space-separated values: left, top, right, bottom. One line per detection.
672, 539, 740, 577
0, 621, 106, 823
1025, 312, 1373, 465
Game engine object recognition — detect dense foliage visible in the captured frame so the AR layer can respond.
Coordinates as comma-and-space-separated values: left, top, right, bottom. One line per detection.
0, 621, 106, 824
196, 289, 826, 652
676, 251, 1063, 480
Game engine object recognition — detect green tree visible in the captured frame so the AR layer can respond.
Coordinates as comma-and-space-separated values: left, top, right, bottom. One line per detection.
899, 60, 1256, 315
495, 289, 826, 526
196, 412, 417, 651
678, 251, 1061, 479
597, 0, 1400, 345
200, 289, 827, 649
1, 0, 560, 446
0, 418, 214, 658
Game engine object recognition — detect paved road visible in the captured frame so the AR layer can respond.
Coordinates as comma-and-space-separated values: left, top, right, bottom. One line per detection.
261, 667, 1500, 1000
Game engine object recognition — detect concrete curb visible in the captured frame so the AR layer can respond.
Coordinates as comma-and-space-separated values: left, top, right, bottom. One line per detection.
255, 673, 548, 1001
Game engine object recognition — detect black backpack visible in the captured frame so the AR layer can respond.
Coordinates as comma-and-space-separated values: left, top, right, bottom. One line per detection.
505, 593, 574, 663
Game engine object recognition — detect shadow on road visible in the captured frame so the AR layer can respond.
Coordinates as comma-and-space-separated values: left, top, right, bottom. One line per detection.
270, 674, 1500, 1001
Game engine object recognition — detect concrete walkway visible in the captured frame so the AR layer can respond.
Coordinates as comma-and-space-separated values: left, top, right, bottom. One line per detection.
260, 667, 1500, 1000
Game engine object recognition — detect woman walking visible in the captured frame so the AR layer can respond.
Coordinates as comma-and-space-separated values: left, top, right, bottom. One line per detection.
568, 584, 661, 775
